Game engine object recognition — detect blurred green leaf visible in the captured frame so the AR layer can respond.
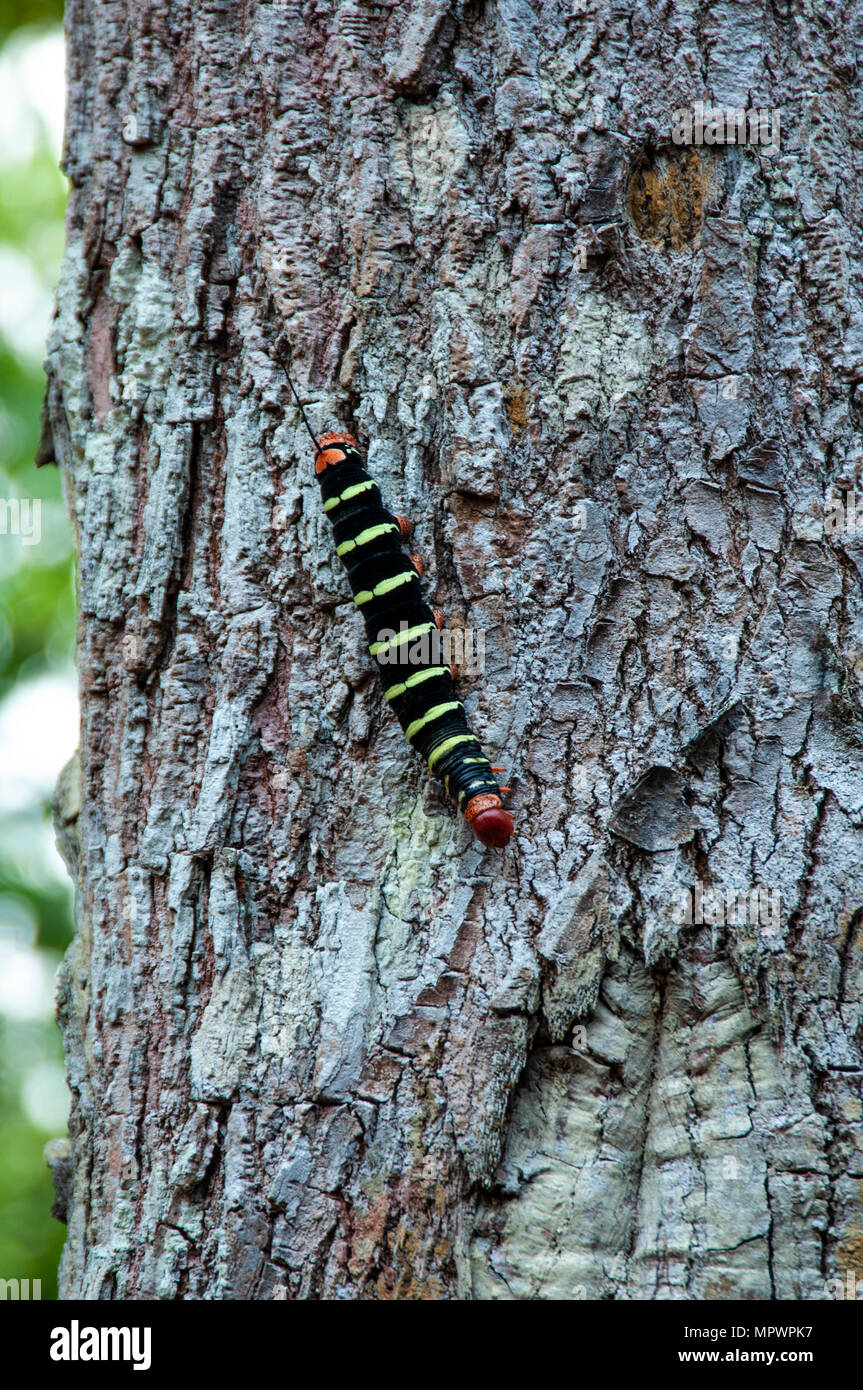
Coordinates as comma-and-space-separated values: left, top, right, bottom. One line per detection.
0, 11, 72, 1303
0, 1, 63, 45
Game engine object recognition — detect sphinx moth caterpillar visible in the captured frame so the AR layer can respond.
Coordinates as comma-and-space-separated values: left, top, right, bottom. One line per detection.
314, 431, 513, 848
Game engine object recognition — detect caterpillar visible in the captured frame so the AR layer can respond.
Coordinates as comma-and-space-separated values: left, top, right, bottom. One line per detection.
314, 431, 514, 848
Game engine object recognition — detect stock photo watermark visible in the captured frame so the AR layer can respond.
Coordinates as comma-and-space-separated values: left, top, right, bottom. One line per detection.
371, 622, 486, 674
0, 496, 41, 545
824, 1270, 863, 1300
824, 491, 863, 537
671, 101, 781, 154
670, 883, 781, 933
0, 1276, 41, 1299
50, 1321, 152, 1371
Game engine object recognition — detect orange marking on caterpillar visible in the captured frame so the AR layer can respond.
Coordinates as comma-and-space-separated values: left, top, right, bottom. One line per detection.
318, 431, 358, 449
315, 448, 345, 473
314, 431, 359, 473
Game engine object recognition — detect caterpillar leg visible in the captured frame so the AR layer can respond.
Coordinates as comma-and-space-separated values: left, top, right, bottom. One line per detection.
409, 553, 424, 576
432, 607, 445, 630
396, 515, 414, 539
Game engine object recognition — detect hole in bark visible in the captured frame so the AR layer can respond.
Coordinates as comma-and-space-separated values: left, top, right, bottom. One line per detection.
626, 146, 710, 250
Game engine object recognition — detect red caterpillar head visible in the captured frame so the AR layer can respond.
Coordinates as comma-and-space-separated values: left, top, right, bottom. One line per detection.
315, 431, 359, 474
464, 793, 514, 848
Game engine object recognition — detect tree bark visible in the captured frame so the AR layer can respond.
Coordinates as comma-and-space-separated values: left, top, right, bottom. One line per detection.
47, 0, 863, 1299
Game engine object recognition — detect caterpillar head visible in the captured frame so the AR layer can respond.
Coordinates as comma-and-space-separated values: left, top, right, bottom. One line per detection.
464, 793, 514, 848
315, 431, 360, 474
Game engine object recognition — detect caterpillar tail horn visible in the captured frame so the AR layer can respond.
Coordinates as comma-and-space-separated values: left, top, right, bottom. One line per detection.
464, 793, 514, 848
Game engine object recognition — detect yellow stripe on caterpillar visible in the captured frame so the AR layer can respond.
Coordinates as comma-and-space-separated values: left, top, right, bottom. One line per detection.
428, 734, 478, 770
458, 778, 490, 805
323, 479, 376, 512
383, 667, 449, 701
337, 522, 399, 556
369, 621, 436, 658
354, 571, 417, 606
405, 702, 461, 742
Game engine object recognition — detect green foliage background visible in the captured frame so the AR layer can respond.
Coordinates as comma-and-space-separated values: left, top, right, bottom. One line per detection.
0, 0, 74, 1300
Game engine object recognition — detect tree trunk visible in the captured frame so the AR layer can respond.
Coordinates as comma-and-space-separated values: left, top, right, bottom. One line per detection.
47, 0, 863, 1299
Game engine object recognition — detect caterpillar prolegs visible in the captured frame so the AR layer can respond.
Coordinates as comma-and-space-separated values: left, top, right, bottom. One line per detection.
314, 432, 514, 849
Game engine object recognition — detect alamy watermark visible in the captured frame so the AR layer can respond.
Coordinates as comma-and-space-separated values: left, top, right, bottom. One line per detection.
824, 490, 863, 537
0, 1276, 41, 1299
372, 622, 486, 674
0, 497, 41, 545
50, 1320, 152, 1371
671, 882, 781, 934
671, 101, 781, 154
824, 1270, 863, 1299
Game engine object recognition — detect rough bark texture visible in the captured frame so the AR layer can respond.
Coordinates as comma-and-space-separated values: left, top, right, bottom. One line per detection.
47, 0, 863, 1299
